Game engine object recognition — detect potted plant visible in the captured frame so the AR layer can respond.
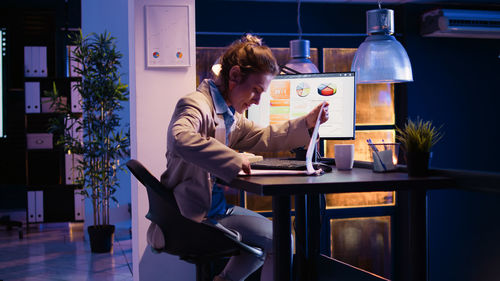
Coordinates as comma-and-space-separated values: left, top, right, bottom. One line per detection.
396, 117, 443, 176
48, 31, 130, 253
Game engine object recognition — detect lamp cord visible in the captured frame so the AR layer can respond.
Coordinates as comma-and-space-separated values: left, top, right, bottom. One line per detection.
297, 0, 302, 40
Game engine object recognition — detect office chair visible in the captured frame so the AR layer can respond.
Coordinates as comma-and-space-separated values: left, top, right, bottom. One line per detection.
0, 215, 23, 239
126, 159, 264, 281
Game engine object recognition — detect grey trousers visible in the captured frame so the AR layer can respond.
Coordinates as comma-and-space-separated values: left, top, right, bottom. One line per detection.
213, 206, 274, 281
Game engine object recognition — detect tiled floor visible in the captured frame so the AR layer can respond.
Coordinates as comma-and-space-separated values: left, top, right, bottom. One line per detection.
0, 221, 133, 281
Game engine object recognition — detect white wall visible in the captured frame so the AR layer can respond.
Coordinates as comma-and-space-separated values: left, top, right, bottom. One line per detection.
81, 0, 131, 226
129, 0, 196, 280
83, 0, 196, 279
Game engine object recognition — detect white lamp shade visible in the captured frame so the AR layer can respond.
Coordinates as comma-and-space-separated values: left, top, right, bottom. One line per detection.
351, 35, 413, 83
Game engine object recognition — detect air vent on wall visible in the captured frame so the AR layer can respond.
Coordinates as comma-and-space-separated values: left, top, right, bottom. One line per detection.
421, 9, 500, 39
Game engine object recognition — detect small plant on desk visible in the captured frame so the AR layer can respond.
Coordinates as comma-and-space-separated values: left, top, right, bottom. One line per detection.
396, 117, 443, 176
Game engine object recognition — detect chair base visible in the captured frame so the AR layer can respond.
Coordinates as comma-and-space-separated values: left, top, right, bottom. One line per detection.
0, 215, 23, 239
196, 261, 216, 281
194, 257, 231, 281
194, 258, 262, 281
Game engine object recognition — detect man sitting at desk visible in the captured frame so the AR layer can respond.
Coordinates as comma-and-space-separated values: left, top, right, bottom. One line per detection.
149, 34, 329, 281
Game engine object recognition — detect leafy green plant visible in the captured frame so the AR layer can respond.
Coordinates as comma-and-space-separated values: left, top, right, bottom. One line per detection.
48, 31, 130, 227
396, 117, 443, 153
46, 82, 83, 154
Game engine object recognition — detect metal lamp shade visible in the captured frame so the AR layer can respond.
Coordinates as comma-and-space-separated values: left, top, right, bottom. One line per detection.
352, 8, 413, 83
351, 35, 413, 83
284, 58, 319, 74
284, 39, 319, 74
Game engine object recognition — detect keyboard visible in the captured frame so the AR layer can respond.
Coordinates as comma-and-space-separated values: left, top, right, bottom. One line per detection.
251, 159, 332, 172
251, 159, 307, 170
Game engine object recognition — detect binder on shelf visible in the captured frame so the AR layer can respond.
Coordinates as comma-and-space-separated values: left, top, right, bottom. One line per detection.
24, 46, 48, 77
24, 46, 33, 77
65, 117, 83, 144
65, 153, 83, 185
31, 46, 40, 77
25, 82, 40, 113
26, 191, 44, 223
26, 133, 53, 149
74, 190, 85, 221
39, 46, 47, 77
27, 191, 36, 223
75, 117, 83, 143
68, 45, 81, 77
70, 81, 82, 112
35, 191, 44, 222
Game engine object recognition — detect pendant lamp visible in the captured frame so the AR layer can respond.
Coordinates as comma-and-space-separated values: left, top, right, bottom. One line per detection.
282, 39, 319, 74
351, 8, 413, 83
282, 0, 319, 75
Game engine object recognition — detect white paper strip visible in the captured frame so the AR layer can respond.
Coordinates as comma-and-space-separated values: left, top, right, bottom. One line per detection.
238, 169, 308, 176
306, 102, 326, 175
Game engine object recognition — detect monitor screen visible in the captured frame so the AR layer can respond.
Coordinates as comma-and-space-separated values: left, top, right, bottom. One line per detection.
247, 72, 356, 139
0, 28, 5, 138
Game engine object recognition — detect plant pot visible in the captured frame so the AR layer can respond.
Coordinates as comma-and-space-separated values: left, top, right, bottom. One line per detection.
88, 225, 115, 253
406, 150, 430, 177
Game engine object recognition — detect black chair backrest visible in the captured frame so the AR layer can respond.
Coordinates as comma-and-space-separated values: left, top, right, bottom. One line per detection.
126, 159, 180, 223
126, 159, 243, 259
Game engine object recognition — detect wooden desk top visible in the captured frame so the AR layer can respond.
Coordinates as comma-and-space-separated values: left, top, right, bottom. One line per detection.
228, 167, 455, 196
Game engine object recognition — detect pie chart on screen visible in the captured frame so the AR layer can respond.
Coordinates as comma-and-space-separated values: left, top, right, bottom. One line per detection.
317, 83, 337, 96
296, 82, 310, 97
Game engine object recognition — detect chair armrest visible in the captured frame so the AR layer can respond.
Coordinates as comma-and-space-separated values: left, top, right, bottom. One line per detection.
202, 220, 241, 241
213, 222, 242, 241
202, 220, 265, 259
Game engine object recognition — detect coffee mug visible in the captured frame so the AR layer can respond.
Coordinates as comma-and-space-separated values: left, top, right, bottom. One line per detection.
334, 144, 354, 170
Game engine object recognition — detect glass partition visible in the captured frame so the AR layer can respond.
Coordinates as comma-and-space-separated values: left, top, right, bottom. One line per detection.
245, 194, 296, 213
326, 192, 394, 209
324, 130, 396, 162
331, 216, 392, 279
356, 84, 394, 126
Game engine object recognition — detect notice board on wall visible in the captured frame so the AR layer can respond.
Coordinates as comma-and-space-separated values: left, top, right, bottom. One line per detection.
145, 5, 191, 67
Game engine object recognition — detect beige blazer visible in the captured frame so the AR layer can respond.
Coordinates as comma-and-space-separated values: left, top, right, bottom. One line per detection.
160, 79, 311, 223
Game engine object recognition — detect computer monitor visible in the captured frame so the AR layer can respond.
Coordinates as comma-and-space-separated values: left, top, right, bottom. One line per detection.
247, 72, 356, 139
0, 28, 5, 138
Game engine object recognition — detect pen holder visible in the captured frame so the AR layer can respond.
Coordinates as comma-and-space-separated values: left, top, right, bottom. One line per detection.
369, 143, 400, 172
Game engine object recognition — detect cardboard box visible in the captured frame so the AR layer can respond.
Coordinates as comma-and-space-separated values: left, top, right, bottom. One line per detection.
41, 97, 67, 113
27, 133, 53, 149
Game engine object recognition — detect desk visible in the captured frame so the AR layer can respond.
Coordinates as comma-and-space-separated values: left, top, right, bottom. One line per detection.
228, 166, 454, 281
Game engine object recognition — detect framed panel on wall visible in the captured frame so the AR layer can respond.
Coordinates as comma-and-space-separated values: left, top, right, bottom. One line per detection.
145, 5, 191, 67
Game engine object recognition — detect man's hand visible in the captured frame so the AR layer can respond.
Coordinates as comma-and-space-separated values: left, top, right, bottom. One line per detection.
241, 153, 252, 175
306, 102, 330, 129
